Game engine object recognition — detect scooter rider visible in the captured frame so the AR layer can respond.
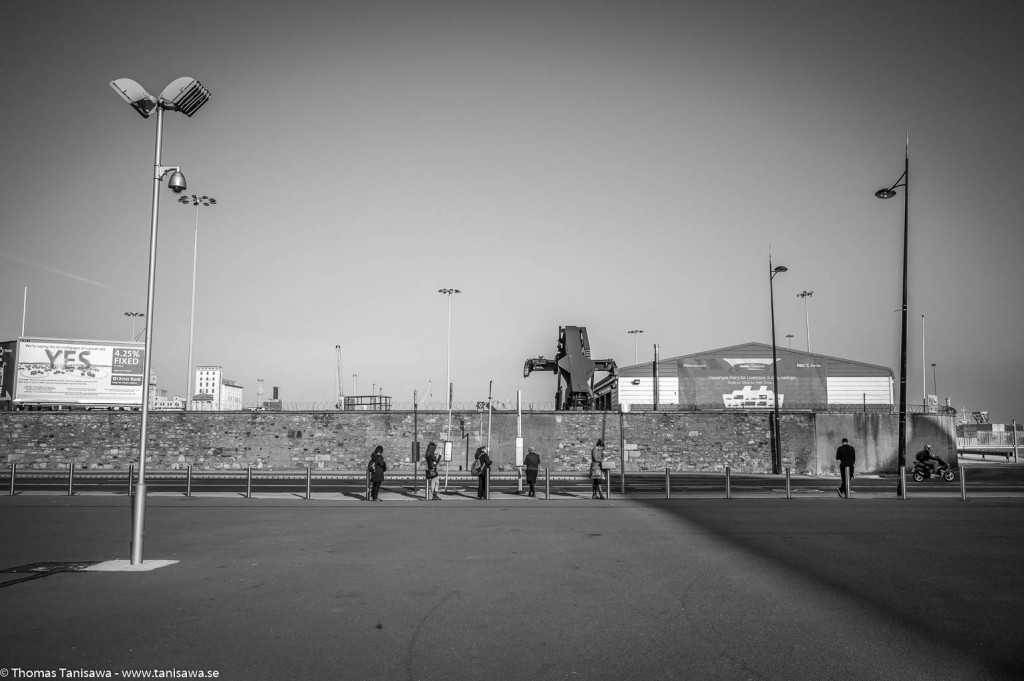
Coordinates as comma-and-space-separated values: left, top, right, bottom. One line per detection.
915, 444, 938, 475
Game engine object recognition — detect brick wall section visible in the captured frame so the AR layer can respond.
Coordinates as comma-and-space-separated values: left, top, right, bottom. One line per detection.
0, 410, 937, 474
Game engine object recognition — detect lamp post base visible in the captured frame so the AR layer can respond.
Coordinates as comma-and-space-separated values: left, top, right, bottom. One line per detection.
130, 483, 147, 565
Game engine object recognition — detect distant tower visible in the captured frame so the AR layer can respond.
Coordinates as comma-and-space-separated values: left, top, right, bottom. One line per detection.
335, 344, 344, 410
256, 378, 264, 408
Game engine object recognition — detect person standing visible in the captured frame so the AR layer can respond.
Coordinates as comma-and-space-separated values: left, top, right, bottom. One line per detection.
424, 441, 441, 500
367, 445, 387, 502
474, 446, 492, 499
590, 439, 606, 500
524, 446, 541, 497
836, 437, 855, 498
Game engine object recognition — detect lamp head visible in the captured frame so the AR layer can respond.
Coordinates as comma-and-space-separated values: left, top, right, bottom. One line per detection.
875, 188, 898, 200
773, 265, 788, 274
110, 78, 158, 118
158, 77, 211, 117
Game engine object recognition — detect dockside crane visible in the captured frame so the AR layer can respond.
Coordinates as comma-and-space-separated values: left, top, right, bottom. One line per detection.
523, 326, 617, 410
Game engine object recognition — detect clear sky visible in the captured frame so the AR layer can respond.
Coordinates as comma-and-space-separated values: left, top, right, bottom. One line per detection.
2, 0, 1022, 420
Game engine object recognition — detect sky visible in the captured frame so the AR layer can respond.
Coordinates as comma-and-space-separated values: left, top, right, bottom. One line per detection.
2, 0, 1023, 419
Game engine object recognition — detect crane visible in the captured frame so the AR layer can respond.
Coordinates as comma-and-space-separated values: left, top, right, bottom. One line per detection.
524, 326, 617, 410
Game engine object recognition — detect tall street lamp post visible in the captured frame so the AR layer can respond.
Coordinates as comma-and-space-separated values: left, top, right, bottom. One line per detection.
769, 258, 788, 475
124, 311, 144, 341
627, 329, 644, 364
875, 137, 910, 496
111, 76, 211, 564
797, 290, 813, 352
438, 289, 461, 410
178, 194, 217, 411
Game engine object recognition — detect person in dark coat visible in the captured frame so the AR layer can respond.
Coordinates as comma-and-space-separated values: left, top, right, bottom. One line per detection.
424, 441, 441, 500
590, 439, 606, 500
524, 446, 541, 497
474, 446, 492, 499
836, 437, 855, 498
367, 445, 387, 501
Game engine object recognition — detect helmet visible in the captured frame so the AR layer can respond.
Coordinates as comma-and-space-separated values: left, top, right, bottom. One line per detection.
925, 444, 932, 450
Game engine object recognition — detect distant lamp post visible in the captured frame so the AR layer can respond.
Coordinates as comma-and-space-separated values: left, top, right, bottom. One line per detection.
111, 75, 211, 565
178, 194, 217, 411
627, 329, 644, 364
438, 289, 461, 410
796, 290, 814, 352
931, 363, 938, 401
875, 136, 910, 495
769, 259, 788, 475
124, 311, 145, 341
785, 333, 795, 349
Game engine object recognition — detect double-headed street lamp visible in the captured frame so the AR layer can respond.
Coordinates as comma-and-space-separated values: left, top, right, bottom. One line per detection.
178, 194, 217, 411
627, 329, 644, 365
875, 138, 910, 496
111, 76, 211, 564
797, 290, 813, 352
438, 289, 461, 410
769, 259, 788, 475
124, 311, 145, 341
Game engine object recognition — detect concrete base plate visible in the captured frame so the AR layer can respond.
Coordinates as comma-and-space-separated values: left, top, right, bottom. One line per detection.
84, 560, 178, 572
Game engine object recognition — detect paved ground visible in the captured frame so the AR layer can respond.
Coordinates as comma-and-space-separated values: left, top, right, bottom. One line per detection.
1, 494, 1022, 681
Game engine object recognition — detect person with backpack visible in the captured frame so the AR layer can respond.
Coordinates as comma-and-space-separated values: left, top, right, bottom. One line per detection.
424, 441, 441, 501
473, 446, 491, 499
367, 445, 387, 501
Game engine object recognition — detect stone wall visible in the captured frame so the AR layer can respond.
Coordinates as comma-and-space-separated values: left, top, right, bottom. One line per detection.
0, 410, 951, 475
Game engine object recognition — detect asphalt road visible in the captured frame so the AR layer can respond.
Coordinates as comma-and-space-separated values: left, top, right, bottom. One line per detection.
1, 494, 1022, 680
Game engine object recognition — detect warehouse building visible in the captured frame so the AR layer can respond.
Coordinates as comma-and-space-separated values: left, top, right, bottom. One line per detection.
595, 342, 893, 410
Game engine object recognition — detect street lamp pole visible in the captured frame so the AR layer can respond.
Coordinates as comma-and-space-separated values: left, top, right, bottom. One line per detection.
179, 194, 217, 411
438, 289, 461, 411
797, 290, 813, 352
769, 258, 788, 475
111, 76, 210, 564
785, 333, 794, 349
875, 136, 910, 496
931, 363, 938, 402
124, 311, 144, 341
627, 329, 644, 364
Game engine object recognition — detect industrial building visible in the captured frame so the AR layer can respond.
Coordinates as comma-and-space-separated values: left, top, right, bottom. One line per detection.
595, 342, 893, 410
192, 366, 244, 411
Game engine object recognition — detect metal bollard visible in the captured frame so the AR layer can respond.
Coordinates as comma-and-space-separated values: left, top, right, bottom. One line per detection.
485, 467, 490, 500
960, 465, 967, 502
68, 462, 75, 496
545, 467, 550, 500
128, 463, 134, 496
246, 466, 253, 499
725, 466, 732, 499
665, 466, 671, 500
10, 462, 16, 496
305, 466, 312, 500
186, 464, 193, 498
899, 465, 907, 500
605, 469, 611, 500
785, 467, 792, 499
365, 471, 371, 501
842, 467, 850, 499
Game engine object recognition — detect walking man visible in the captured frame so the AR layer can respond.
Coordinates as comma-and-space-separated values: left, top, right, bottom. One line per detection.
836, 437, 855, 498
524, 446, 541, 497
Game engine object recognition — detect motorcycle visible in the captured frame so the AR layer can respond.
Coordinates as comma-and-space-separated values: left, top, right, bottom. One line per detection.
912, 456, 955, 482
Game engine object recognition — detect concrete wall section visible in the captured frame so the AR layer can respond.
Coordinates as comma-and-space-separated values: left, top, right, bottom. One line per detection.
814, 413, 957, 474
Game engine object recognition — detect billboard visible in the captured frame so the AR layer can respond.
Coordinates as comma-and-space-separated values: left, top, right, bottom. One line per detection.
678, 353, 827, 408
2, 338, 145, 406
